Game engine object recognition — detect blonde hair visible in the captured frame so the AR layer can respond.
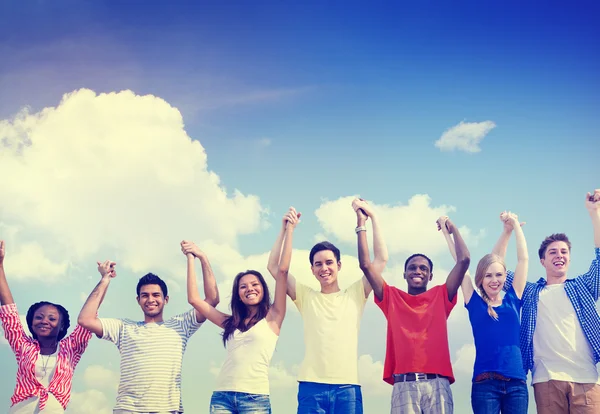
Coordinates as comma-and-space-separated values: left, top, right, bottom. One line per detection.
474, 253, 506, 321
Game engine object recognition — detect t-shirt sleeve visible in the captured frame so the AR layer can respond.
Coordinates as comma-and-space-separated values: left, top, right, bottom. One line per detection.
505, 284, 523, 311
349, 278, 367, 311
179, 308, 203, 338
293, 282, 312, 313
441, 284, 457, 317
465, 290, 484, 311
374, 281, 391, 315
100, 318, 124, 347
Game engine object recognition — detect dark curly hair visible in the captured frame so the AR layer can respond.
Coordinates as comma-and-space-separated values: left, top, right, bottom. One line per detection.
26, 301, 70, 341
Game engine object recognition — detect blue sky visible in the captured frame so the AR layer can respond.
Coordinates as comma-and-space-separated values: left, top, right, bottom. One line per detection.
0, 1, 599, 413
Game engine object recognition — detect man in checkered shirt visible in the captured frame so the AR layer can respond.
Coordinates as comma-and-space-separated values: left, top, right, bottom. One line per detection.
499, 188, 600, 414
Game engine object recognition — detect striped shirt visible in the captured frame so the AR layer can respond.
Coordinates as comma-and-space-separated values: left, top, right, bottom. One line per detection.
0, 303, 92, 411
100, 309, 202, 413
505, 247, 600, 374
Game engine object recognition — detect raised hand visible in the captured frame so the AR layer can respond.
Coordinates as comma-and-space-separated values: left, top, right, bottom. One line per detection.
585, 189, 600, 212
181, 240, 204, 258
283, 207, 301, 229
352, 198, 373, 220
97, 260, 117, 279
0, 240, 5, 264
436, 216, 450, 234
500, 210, 526, 231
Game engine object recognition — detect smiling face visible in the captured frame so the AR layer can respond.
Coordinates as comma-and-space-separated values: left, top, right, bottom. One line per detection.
238, 273, 265, 306
404, 256, 432, 291
137, 284, 168, 318
541, 241, 570, 278
31, 305, 62, 339
481, 261, 506, 298
311, 250, 341, 289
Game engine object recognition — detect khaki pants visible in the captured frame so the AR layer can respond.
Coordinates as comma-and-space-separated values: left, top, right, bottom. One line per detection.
533, 380, 600, 414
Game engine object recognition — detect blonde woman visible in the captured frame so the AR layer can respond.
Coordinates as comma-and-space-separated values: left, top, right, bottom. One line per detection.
438, 212, 528, 414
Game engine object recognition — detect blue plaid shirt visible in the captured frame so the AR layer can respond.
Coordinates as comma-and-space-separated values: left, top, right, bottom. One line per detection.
505, 247, 600, 375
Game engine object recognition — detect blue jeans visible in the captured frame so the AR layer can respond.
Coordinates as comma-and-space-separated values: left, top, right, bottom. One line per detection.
210, 391, 271, 414
471, 379, 528, 414
297, 382, 363, 414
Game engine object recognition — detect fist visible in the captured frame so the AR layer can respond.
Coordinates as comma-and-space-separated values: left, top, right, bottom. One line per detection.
181, 241, 203, 257
586, 189, 600, 211
97, 260, 117, 278
352, 198, 372, 219
283, 207, 301, 229
436, 216, 450, 234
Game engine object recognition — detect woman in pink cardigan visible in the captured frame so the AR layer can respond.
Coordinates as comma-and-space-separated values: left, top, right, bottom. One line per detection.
0, 240, 93, 413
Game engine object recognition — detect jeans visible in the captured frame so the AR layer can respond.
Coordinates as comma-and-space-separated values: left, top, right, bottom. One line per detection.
297, 382, 363, 414
471, 379, 528, 414
210, 391, 271, 414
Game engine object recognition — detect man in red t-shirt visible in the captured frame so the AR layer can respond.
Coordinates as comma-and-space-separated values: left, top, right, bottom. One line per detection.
353, 199, 470, 414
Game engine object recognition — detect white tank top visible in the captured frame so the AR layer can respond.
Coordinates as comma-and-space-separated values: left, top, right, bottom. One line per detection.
214, 318, 278, 395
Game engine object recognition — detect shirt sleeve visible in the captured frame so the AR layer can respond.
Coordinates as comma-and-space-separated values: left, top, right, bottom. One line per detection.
504, 270, 515, 292
100, 318, 124, 347
293, 282, 311, 313
0, 303, 27, 354
577, 247, 600, 301
349, 278, 367, 311
441, 284, 457, 317
374, 281, 391, 315
65, 324, 93, 355
179, 308, 204, 338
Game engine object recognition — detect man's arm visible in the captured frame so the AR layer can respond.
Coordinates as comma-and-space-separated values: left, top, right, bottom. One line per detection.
443, 219, 471, 302
267, 209, 298, 331
267, 207, 299, 301
181, 241, 220, 323
587, 189, 600, 248
0, 241, 15, 305
77, 260, 116, 337
353, 199, 387, 301
437, 216, 474, 304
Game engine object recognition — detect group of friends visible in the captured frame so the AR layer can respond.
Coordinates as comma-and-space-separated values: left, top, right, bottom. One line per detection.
1, 189, 599, 414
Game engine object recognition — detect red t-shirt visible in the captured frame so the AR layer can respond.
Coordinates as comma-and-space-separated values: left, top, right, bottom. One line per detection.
375, 282, 456, 385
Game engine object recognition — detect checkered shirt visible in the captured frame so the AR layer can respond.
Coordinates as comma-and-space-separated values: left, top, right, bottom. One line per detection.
505, 247, 600, 374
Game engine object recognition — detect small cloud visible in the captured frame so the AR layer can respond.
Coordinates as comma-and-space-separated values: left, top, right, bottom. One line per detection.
435, 120, 496, 153
256, 138, 271, 148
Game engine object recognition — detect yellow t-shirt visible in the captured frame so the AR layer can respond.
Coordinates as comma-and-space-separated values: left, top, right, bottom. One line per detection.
294, 278, 367, 384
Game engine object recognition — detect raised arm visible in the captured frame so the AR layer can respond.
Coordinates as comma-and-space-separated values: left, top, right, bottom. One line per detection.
77, 260, 116, 337
353, 198, 387, 301
0, 241, 15, 305
443, 219, 471, 302
504, 212, 529, 298
437, 216, 474, 304
267, 207, 299, 300
267, 209, 299, 332
586, 189, 600, 248
181, 241, 221, 324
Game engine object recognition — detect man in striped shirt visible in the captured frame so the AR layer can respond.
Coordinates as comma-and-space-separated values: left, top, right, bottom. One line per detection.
78, 246, 219, 414
500, 189, 600, 414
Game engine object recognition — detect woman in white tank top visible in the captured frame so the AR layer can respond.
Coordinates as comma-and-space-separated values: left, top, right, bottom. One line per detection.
184, 207, 300, 414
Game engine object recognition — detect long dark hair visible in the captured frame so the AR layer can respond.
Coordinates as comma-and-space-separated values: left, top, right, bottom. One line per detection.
26, 301, 70, 341
222, 270, 271, 347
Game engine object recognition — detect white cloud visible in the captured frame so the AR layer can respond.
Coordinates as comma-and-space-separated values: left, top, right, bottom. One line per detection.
67, 389, 112, 414
434, 120, 496, 153
82, 365, 120, 392
358, 354, 390, 397
315, 195, 477, 257
2, 241, 69, 281
256, 138, 272, 147
0, 89, 265, 280
269, 361, 297, 389
452, 343, 476, 376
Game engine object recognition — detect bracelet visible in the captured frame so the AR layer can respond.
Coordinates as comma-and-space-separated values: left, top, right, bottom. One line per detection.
355, 225, 367, 233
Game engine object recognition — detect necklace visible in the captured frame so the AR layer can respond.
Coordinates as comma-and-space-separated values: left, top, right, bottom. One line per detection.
39, 354, 52, 378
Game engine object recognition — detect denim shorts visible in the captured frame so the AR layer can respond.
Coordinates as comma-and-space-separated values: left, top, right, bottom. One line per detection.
210, 391, 271, 414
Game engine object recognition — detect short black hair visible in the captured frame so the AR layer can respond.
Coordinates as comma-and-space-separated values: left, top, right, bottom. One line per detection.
26, 301, 70, 341
309, 241, 341, 265
136, 273, 168, 297
404, 253, 434, 273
